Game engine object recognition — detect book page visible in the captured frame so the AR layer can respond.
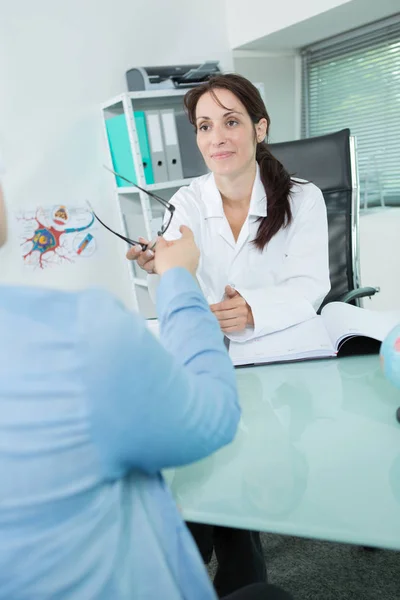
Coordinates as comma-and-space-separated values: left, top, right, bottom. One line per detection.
321, 302, 400, 351
229, 316, 335, 366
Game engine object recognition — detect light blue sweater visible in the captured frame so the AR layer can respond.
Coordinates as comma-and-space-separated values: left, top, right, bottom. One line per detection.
0, 268, 240, 599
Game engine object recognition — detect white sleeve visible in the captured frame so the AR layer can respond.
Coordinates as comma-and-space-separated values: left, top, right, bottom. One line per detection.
230, 184, 331, 342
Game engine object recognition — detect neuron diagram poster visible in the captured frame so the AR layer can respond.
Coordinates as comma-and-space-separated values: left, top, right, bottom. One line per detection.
16, 204, 97, 269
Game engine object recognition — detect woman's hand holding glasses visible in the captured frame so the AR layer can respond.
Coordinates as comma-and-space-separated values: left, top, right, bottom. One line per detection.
127, 237, 157, 274
127, 226, 199, 278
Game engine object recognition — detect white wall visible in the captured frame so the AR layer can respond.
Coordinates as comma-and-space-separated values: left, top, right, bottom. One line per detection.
360, 210, 400, 312
226, 0, 351, 49
0, 0, 232, 309
226, 0, 399, 50
233, 52, 301, 143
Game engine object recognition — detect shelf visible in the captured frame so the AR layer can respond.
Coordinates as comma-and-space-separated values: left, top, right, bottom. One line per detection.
102, 89, 188, 110
117, 177, 197, 194
133, 277, 149, 288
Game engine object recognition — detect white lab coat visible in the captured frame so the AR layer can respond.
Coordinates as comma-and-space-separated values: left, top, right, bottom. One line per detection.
149, 165, 330, 342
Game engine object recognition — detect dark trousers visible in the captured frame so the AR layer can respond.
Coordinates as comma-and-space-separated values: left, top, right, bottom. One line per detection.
223, 583, 293, 600
187, 523, 267, 597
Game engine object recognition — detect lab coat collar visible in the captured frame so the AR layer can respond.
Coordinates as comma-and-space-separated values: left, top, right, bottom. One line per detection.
202, 164, 267, 219
249, 164, 267, 218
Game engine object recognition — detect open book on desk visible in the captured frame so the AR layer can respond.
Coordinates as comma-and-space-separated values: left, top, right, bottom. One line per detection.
229, 302, 400, 367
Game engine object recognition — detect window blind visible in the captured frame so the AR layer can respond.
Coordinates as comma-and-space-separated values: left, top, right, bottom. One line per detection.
302, 15, 400, 207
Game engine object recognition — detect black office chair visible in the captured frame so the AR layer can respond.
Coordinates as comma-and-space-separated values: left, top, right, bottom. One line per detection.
269, 128, 379, 309
271, 130, 384, 549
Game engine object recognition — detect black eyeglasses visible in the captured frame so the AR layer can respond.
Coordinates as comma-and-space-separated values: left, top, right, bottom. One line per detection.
88, 166, 175, 251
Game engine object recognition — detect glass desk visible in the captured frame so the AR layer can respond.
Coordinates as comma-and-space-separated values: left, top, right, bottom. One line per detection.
164, 355, 400, 550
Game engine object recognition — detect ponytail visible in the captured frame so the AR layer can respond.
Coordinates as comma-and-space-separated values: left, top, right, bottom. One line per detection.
254, 143, 293, 250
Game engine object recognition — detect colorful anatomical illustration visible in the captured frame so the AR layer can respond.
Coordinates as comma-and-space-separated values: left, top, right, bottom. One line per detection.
17, 205, 97, 269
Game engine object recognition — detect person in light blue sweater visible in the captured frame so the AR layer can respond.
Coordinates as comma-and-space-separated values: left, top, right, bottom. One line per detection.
0, 168, 293, 600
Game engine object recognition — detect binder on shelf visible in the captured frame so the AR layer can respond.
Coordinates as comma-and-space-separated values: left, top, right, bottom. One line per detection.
135, 111, 155, 185
105, 114, 137, 187
160, 109, 183, 181
145, 110, 169, 184
105, 112, 155, 186
175, 109, 208, 179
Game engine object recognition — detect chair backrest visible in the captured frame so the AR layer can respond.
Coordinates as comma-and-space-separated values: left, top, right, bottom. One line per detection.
269, 128, 360, 307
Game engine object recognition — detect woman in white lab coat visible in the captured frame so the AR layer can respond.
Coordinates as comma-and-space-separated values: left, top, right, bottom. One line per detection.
128, 73, 330, 596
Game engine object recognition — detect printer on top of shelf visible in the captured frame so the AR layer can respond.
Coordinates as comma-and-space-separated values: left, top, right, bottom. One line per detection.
126, 61, 221, 92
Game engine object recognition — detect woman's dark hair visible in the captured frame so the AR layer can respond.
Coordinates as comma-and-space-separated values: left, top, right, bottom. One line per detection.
184, 73, 293, 251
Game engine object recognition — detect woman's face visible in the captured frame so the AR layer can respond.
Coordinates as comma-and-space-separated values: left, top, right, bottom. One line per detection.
195, 88, 267, 179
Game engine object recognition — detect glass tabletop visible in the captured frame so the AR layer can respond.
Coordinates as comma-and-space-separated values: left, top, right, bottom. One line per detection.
164, 355, 400, 549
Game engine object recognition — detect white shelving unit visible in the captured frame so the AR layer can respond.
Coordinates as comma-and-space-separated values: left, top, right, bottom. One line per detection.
101, 90, 200, 315
116, 177, 197, 195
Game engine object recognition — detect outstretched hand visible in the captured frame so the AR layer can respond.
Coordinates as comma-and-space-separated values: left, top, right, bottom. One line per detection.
154, 226, 200, 277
